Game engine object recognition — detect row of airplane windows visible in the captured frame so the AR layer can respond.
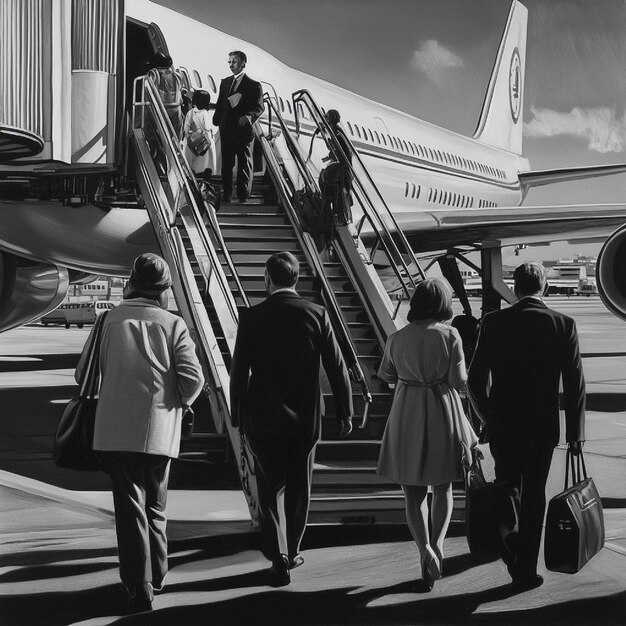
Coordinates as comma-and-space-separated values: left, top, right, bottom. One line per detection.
404, 183, 498, 209
177, 67, 506, 183
349, 121, 506, 180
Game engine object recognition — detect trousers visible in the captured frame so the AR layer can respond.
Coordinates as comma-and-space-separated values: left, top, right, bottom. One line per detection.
220, 132, 254, 201
490, 441, 554, 577
106, 452, 171, 589
249, 438, 316, 562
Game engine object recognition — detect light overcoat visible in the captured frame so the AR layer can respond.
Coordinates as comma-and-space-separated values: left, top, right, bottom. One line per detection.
75, 298, 204, 458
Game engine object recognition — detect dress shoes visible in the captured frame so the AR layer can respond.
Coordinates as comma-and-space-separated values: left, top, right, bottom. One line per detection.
289, 553, 305, 570
511, 573, 544, 591
269, 554, 291, 587
125, 582, 153, 612
152, 574, 167, 593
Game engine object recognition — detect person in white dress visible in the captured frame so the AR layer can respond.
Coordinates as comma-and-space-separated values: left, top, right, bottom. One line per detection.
182, 89, 215, 180
377, 278, 478, 591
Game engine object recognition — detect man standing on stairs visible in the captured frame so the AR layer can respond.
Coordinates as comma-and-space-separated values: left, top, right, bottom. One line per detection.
230, 251, 353, 586
213, 50, 264, 203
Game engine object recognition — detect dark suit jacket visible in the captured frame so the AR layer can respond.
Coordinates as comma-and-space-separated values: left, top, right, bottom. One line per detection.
212, 73, 264, 142
467, 297, 585, 449
229, 291, 353, 448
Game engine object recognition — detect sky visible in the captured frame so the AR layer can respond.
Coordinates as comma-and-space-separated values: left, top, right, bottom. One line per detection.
155, 0, 625, 261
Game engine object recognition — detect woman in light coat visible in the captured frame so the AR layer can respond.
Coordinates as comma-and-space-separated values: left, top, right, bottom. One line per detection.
377, 278, 477, 592
75, 253, 203, 612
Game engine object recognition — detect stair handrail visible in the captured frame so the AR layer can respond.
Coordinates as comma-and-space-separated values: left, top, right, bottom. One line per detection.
257, 98, 373, 408
130, 126, 229, 414
292, 89, 426, 300
138, 75, 249, 313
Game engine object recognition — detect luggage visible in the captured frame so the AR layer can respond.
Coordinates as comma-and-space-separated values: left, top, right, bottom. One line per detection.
53, 311, 109, 471
544, 449, 604, 574
465, 450, 500, 561
465, 449, 520, 562
187, 111, 212, 156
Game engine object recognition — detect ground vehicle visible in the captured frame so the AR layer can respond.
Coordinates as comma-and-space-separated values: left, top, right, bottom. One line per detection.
41, 301, 116, 328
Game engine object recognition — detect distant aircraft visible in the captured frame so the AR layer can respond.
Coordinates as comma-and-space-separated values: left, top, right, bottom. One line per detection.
0, 0, 625, 330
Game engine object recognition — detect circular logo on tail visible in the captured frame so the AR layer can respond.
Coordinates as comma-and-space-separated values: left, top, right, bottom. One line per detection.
509, 48, 521, 123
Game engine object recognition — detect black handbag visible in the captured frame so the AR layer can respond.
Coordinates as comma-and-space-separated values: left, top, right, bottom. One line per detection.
53, 311, 109, 471
544, 449, 604, 574
465, 449, 520, 563
465, 450, 500, 561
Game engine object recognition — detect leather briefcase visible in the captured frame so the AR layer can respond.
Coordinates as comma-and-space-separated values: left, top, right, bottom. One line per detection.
544, 449, 604, 574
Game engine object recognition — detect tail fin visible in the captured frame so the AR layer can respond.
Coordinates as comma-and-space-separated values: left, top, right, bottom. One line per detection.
473, 0, 527, 154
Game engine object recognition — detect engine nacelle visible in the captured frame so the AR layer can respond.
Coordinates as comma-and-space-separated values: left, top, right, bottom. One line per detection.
597, 225, 626, 321
0, 252, 69, 333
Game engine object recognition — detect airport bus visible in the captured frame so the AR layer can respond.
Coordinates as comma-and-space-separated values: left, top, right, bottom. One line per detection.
40, 301, 117, 328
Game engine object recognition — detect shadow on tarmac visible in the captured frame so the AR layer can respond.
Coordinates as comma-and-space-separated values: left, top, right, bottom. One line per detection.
0, 353, 80, 373
2, 580, 625, 626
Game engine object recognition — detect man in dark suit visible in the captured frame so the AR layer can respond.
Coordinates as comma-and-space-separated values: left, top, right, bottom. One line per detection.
212, 50, 264, 203
468, 262, 585, 590
230, 252, 353, 586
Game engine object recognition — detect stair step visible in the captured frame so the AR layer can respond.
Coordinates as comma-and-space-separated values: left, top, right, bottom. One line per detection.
223, 240, 300, 251
217, 203, 282, 215
316, 440, 381, 462
217, 213, 290, 226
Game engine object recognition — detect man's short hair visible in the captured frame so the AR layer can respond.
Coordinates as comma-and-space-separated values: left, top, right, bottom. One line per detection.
229, 50, 247, 64
266, 252, 299, 288
513, 262, 547, 296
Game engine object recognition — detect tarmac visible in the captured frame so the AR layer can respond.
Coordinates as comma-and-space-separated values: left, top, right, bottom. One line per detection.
1, 301, 626, 625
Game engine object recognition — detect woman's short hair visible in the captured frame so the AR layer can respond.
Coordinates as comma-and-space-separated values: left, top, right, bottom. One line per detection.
266, 252, 299, 288
513, 262, 547, 296
127, 253, 172, 298
192, 89, 211, 110
325, 109, 341, 125
153, 52, 173, 69
407, 278, 453, 322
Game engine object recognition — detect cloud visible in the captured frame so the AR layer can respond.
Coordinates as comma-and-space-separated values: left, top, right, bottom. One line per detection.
524, 106, 626, 154
410, 40, 463, 88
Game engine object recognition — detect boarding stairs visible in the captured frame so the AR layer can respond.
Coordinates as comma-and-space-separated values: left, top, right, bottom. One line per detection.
130, 75, 464, 526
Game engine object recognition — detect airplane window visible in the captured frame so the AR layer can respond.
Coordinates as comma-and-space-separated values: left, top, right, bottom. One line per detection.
381, 134, 387, 146
368, 128, 375, 142
416, 185, 420, 199
408, 143, 415, 155
207, 74, 216, 92
178, 67, 191, 90
287, 100, 293, 115
362, 126, 368, 140
374, 130, 380, 144
355, 126, 361, 139
428, 188, 433, 202
410, 183, 416, 198
387, 134, 393, 148
347, 122, 353, 135
279, 97, 285, 112
192, 70, 202, 88
405, 182, 409, 197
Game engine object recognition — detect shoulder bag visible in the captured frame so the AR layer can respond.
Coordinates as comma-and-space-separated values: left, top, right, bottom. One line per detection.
544, 448, 604, 573
187, 111, 212, 157
53, 311, 109, 471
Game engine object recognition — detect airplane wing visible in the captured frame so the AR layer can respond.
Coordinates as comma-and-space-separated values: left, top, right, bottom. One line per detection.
394, 203, 626, 252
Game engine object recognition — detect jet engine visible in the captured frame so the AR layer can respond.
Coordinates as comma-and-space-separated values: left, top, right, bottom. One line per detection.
0, 252, 69, 333
597, 225, 626, 321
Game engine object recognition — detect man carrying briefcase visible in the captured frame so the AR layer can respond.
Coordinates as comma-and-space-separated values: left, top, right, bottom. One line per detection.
468, 262, 586, 590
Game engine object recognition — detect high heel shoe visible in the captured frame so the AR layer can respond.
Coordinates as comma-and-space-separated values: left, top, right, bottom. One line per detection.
421, 546, 441, 592
433, 545, 444, 576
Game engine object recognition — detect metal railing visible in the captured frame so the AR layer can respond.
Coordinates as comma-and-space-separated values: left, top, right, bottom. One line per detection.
259, 94, 373, 415
292, 89, 426, 308
134, 76, 248, 316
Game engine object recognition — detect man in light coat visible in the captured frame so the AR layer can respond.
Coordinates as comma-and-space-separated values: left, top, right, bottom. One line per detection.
76, 253, 204, 611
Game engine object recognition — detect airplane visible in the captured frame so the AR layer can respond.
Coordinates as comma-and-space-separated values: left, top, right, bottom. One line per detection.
0, 0, 625, 331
